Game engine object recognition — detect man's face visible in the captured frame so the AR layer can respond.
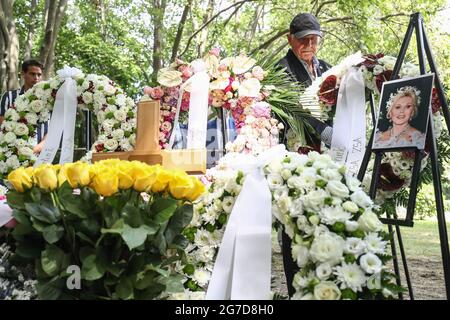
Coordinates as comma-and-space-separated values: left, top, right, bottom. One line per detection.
288, 34, 320, 63
22, 66, 43, 90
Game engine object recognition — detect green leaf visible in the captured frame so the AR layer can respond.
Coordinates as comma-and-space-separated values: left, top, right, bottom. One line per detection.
115, 277, 134, 300
15, 241, 42, 259
6, 191, 26, 209
42, 225, 65, 244
81, 254, 106, 281
134, 271, 158, 290
41, 245, 67, 277
165, 204, 193, 245
160, 274, 186, 293
122, 203, 142, 227
58, 182, 88, 218
36, 277, 64, 300
121, 224, 157, 250
76, 232, 96, 246
25, 202, 60, 224
101, 218, 125, 235
151, 198, 178, 224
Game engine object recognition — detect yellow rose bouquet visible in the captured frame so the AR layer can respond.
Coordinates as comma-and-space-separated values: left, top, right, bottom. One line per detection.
5, 159, 205, 299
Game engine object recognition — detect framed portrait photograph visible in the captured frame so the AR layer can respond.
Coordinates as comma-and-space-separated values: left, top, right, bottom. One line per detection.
372, 73, 435, 150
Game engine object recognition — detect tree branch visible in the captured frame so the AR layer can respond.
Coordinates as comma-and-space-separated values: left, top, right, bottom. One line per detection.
170, 0, 192, 61
179, 0, 257, 57
378, 13, 409, 21
323, 16, 353, 24
249, 28, 289, 55
315, 0, 337, 16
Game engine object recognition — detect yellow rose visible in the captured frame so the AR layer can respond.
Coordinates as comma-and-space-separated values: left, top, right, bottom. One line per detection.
117, 162, 135, 189
34, 164, 58, 191
65, 162, 91, 188
186, 177, 206, 201
169, 171, 194, 199
151, 168, 173, 193
7, 167, 33, 192
132, 164, 158, 192
57, 165, 68, 187
91, 169, 119, 197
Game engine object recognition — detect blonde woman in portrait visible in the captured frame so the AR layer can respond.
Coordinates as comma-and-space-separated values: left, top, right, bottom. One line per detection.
373, 86, 426, 149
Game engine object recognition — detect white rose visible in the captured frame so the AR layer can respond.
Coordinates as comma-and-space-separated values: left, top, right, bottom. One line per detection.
238, 78, 261, 97
344, 237, 366, 256
104, 84, 117, 96
49, 79, 61, 89
119, 139, 133, 151
4, 109, 19, 121
29, 100, 44, 113
313, 281, 341, 300
82, 92, 94, 104
267, 173, 284, 190
18, 147, 33, 158
157, 68, 183, 87
14, 123, 29, 136
222, 196, 235, 213
326, 180, 350, 198
104, 139, 119, 151
291, 244, 310, 267
316, 263, 332, 280
357, 210, 383, 232
3, 132, 17, 144
112, 129, 125, 140
281, 168, 292, 180
113, 110, 127, 122
360, 253, 383, 274
278, 195, 292, 214
273, 186, 289, 200
320, 168, 342, 181
345, 176, 362, 192
350, 190, 373, 208
342, 201, 359, 213
346, 220, 361, 232
367, 274, 382, 290
25, 113, 38, 125
116, 94, 126, 106
309, 232, 345, 265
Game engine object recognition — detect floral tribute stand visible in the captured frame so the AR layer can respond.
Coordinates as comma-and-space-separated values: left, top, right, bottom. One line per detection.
92, 98, 206, 174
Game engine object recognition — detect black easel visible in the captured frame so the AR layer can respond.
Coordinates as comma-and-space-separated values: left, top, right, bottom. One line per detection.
357, 12, 450, 299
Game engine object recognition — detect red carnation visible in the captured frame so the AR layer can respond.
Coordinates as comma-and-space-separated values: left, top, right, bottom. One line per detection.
378, 163, 405, 191
95, 143, 105, 152
319, 75, 338, 106
298, 144, 321, 155
431, 88, 442, 114
375, 70, 393, 92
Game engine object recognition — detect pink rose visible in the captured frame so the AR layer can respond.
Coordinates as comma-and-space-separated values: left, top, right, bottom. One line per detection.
144, 86, 164, 100
252, 66, 265, 81
218, 64, 228, 72
209, 47, 221, 57
252, 102, 271, 118
179, 65, 193, 79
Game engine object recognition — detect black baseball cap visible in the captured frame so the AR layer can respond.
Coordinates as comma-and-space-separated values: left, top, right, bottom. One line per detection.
290, 13, 323, 39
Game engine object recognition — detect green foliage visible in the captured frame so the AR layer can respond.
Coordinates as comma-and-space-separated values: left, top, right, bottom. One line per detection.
415, 184, 447, 220
7, 183, 193, 300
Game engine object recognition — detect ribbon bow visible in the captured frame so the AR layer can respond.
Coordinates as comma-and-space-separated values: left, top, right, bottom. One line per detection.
35, 66, 81, 166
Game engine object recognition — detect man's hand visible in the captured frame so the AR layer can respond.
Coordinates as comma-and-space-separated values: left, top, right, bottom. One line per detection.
33, 140, 45, 155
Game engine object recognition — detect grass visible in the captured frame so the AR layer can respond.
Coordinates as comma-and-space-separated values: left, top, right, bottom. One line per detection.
389, 220, 450, 258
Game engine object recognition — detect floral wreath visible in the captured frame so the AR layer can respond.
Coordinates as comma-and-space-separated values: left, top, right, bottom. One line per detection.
384, 85, 421, 121
0, 71, 137, 178
295, 53, 446, 204
171, 151, 402, 300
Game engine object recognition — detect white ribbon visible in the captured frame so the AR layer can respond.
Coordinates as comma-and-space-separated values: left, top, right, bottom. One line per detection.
0, 198, 13, 227
330, 67, 366, 176
206, 145, 287, 300
168, 60, 210, 149
35, 66, 81, 166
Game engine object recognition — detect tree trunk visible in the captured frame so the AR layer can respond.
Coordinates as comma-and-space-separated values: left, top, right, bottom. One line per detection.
151, 0, 167, 82
197, 0, 215, 58
24, 0, 38, 60
245, 3, 263, 51
0, 0, 20, 92
39, 0, 68, 79
170, 0, 193, 62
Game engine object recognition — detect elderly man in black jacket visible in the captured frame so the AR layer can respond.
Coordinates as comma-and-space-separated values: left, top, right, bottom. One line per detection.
277, 13, 334, 298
